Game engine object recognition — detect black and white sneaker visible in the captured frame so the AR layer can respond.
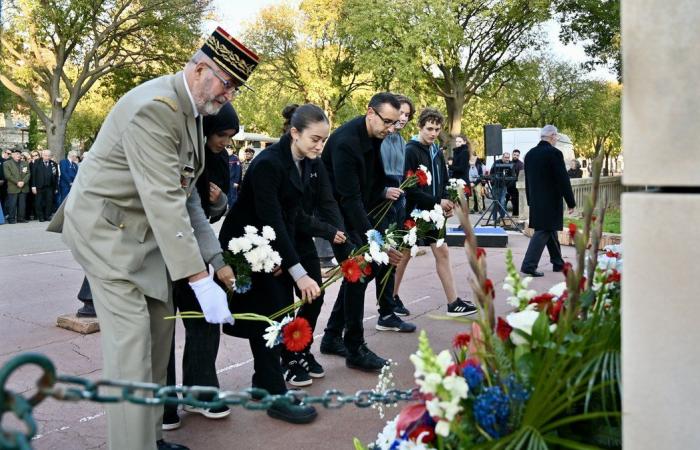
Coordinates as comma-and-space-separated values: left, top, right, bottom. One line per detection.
300, 351, 325, 378
446, 298, 478, 317
183, 404, 231, 419
162, 410, 181, 431
284, 359, 312, 387
393, 295, 410, 316
376, 313, 417, 332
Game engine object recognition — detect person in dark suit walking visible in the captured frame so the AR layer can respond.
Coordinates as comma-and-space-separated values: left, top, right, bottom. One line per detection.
521, 125, 576, 277
31, 150, 58, 221
319, 92, 408, 373
217, 104, 327, 424
58, 151, 79, 204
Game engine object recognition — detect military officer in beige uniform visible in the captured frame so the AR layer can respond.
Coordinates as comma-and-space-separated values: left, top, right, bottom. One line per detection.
54, 28, 259, 450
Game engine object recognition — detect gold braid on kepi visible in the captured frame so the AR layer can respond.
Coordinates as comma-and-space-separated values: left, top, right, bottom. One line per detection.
201, 26, 259, 90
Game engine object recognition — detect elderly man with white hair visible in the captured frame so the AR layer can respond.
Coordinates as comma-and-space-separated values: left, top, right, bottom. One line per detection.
520, 125, 576, 277
58, 150, 80, 204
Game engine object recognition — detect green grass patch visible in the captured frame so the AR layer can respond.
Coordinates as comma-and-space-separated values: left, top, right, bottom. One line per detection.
566, 208, 621, 234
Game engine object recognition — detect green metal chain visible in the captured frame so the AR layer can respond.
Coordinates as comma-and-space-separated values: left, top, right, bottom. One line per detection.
0, 353, 417, 450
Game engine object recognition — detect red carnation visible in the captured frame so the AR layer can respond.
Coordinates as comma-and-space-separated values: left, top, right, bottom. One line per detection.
483, 279, 495, 299
567, 222, 577, 239
605, 250, 620, 258
445, 360, 467, 376
579, 276, 587, 292
476, 247, 486, 259
416, 169, 429, 186
282, 317, 313, 352
529, 293, 555, 308
549, 300, 564, 323
341, 258, 362, 283
404, 218, 417, 229
606, 269, 621, 284
464, 185, 472, 196
452, 333, 471, 348
496, 317, 512, 341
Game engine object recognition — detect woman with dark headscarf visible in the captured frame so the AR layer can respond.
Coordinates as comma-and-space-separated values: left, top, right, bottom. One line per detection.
163, 103, 239, 431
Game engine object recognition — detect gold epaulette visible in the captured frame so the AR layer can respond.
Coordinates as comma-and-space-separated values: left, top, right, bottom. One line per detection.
153, 96, 178, 112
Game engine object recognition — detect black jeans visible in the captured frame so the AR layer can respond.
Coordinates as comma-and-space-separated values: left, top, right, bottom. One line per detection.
507, 186, 519, 216
521, 229, 565, 272
165, 280, 221, 416
250, 334, 287, 395
5, 192, 26, 222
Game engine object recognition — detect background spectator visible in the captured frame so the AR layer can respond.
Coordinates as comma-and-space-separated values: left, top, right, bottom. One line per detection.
59, 150, 80, 204
567, 159, 583, 178
31, 150, 58, 222
3, 149, 30, 223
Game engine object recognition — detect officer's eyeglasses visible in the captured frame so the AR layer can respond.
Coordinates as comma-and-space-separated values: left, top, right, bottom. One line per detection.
205, 65, 241, 94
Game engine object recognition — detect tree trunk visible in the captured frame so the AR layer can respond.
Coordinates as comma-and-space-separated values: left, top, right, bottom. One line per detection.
46, 105, 68, 160
444, 95, 465, 138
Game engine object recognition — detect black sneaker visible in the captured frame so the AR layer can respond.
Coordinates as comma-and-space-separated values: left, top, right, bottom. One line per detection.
320, 334, 348, 357
446, 298, 478, 317
284, 360, 312, 387
157, 439, 189, 450
300, 351, 325, 378
162, 410, 181, 431
375, 313, 417, 333
266, 398, 317, 424
183, 404, 231, 419
346, 344, 389, 373
393, 295, 410, 316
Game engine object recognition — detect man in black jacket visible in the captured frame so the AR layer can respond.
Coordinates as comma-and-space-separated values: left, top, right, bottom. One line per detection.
320, 92, 411, 373
521, 125, 576, 277
398, 108, 478, 317
31, 150, 58, 221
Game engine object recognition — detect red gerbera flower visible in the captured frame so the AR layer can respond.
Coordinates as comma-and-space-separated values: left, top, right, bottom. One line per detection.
483, 279, 495, 298
405, 169, 415, 179
416, 168, 429, 186
404, 218, 417, 229
463, 185, 472, 196
496, 317, 512, 341
452, 333, 471, 348
361, 260, 372, 276
341, 258, 362, 282
567, 222, 577, 239
606, 269, 621, 284
282, 317, 313, 352
476, 247, 486, 259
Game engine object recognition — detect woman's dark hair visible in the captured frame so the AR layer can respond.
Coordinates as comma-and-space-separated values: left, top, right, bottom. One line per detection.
281, 103, 299, 134
393, 94, 415, 121
283, 103, 328, 134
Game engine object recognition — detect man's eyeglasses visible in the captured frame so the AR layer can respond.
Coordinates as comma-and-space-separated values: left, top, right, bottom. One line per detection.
205, 65, 241, 94
371, 107, 400, 127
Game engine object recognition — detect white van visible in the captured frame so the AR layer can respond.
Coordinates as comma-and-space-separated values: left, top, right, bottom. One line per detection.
485, 127, 576, 170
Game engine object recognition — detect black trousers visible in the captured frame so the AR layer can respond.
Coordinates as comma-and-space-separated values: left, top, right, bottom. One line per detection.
35, 187, 53, 220
165, 279, 221, 415
5, 192, 26, 222
507, 186, 519, 216
521, 229, 565, 272
249, 334, 287, 395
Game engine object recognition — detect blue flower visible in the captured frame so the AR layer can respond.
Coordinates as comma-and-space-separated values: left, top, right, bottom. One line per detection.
473, 386, 510, 438
234, 282, 252, 294
366, 229, 385, 247
504, 375, 530, 403
463, 364, 484, 391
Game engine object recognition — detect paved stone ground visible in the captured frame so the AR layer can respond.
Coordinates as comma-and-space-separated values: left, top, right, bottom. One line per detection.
0, 217, 575, 450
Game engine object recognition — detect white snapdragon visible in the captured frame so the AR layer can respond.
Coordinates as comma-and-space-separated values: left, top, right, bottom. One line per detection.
506, 309, 540, 346
548, 282, 567, 298
374, 417, 399, 450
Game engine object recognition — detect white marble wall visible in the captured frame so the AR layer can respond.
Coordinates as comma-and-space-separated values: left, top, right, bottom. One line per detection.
622, 0, 700, 447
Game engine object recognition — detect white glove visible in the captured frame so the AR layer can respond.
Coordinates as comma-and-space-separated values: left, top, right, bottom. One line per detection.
189, 276, 234, 325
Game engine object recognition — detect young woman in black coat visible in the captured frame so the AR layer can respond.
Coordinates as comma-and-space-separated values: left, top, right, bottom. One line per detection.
217, 104, 329, 424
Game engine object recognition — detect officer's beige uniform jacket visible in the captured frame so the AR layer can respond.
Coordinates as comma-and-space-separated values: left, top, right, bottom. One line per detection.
61, 72, 207, 301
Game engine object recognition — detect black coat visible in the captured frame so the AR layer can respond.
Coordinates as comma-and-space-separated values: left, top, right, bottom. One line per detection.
524, 140, 576, 231
404, 140, 449, 212
451, 145, 469, 182
322, 115, 386, 244
294, 157, 353, 261
218, 133, 305, 338
31, 160, 58, 189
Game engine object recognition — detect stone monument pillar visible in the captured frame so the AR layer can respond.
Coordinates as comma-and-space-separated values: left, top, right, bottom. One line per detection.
622, 0, 700, 446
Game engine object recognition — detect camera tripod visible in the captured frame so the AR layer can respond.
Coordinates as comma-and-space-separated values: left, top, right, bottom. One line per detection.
473, 185, 523, 231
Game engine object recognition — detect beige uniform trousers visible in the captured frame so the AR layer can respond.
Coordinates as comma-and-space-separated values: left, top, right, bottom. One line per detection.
86, 273, 174, 450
